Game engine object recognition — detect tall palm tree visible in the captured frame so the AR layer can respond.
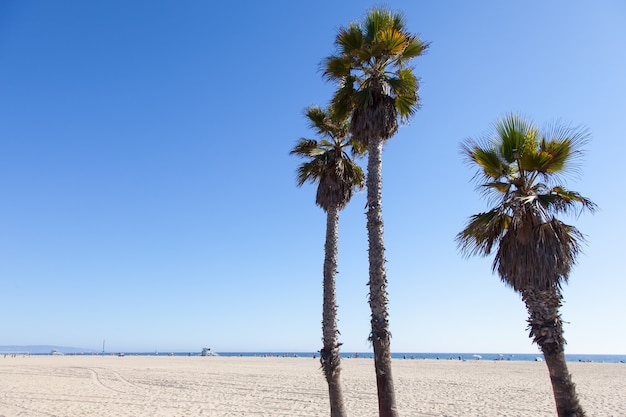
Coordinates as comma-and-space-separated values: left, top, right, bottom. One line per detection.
290, 105, 364, 417
457, 114, 596, 417
323, 8, 428, 417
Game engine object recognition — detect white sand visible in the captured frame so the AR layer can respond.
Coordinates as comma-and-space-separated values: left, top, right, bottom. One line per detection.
0, 355, 623, 416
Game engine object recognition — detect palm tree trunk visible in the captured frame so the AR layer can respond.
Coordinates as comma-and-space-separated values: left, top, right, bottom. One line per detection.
321, 205, 347, 417
366, 138, 398, 417
523, 288, 586, 417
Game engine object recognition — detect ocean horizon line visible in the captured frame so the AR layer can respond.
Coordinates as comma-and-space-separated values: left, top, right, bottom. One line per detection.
2, 346, 624, 363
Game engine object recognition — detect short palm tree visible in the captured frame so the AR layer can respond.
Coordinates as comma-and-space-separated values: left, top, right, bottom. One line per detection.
323, 8, 428, 417
290, 105, 364, 417
457, 114, 596, 417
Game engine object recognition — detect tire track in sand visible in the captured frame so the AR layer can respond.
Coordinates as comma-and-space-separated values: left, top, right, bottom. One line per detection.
84, 367, 147, 395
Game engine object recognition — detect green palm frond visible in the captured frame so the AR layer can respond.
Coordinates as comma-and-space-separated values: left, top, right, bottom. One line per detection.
543, 121, 589, 156
318, 139, 335, 148
389, 68, 418, 119
364, 8, 397, 43
519, 149, 554, 172
456, 209, 510, 257
349, 138, 368, 158
463, 142, 505, 180
495, 114, 538, 163
323, 56, 352, 80
539, 139, 570, 172
394, 94, 416, 120
305, 106, 327, 130
329, 76, 356, 120
305, 105, 349, 140
338, 25, 363, 55
482, 181, 511, 193
550, 186, 591, 204
388, 69, 417, 96
295, 160, 320, 186
538, 186, 598, 215
539, 122, 589, 183
401, 38, 429, 61
390, 10, 405, 29
289, 139, 320, 158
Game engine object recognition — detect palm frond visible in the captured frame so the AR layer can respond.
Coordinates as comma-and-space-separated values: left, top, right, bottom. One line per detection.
337, 25, 363, 56
495, 114, 537, 163
349, 137, 367, 158
482, 181, 511, 193
540, 186, 598, 215
378, 28, 409, 55
323, 55, 352, 81
394, 94, 417, 120
330, 77, 356, 121
305, 106, 329, 135
318, 139, 335, 148
306, 105, 350, 140
401, 38, 429, 61
538, 139, 569, 172
456, 209, 509, 257
295, 160, 321, 186
290, 139, 319, 157
368, 41, 387, 61
388, 68, 417, 96
519, 149, 554, 172
390, 10, 406, 31
464, 142, 505, 180
540, 121, 590, 179
388, 69, 418, 120
364, 8, 396, 43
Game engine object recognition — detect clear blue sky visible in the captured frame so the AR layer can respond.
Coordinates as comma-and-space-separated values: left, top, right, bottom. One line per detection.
1, 1, 624, 354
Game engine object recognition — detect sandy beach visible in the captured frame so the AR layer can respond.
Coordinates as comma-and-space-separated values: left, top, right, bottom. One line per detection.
0, 355, 623, 417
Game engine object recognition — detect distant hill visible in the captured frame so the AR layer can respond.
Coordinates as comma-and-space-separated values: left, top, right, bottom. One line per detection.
0, 345, 97, 354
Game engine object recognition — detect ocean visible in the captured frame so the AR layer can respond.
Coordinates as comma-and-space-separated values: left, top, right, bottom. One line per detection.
49, 351, 626, 363
216, 352, 626, 363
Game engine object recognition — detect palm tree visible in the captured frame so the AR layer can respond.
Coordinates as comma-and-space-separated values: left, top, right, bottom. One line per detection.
457, 114, 596, 417
290, 105, 364, 417
323, 8, 428, 417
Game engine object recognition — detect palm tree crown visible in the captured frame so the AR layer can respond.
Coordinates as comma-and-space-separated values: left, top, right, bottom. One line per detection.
323, 7, 429, 143
290, 106, 364, 212
457, 114, 597, 292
